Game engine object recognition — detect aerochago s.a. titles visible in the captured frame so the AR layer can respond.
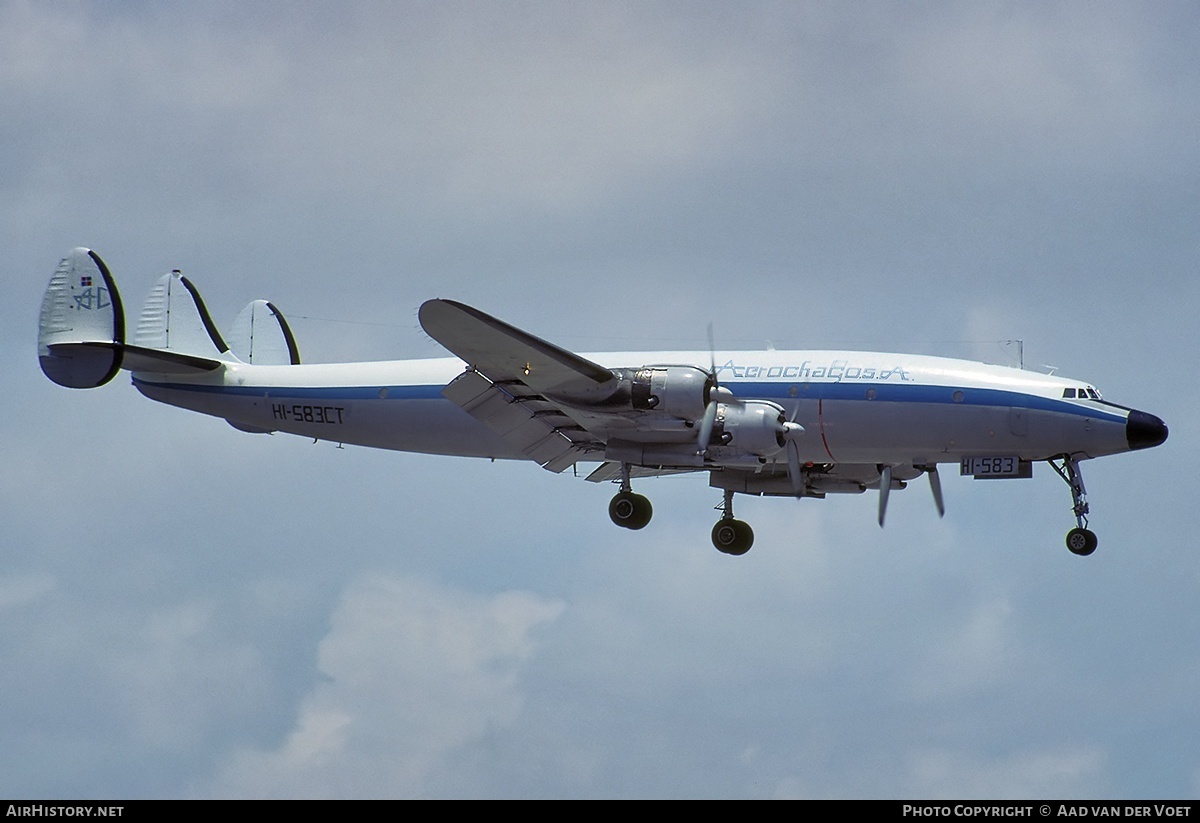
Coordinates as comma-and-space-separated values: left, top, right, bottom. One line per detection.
39, 249, 1167, 555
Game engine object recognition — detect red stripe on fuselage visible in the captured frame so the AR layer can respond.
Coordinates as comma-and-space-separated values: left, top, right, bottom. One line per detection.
818, 398, 836, 462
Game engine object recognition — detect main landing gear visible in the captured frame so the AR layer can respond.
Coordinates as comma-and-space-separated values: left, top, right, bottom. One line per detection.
606, 466, 754, 555
608, 464, 652, 530
1049, 455, 1098, 556
711, 489, 754, 555
609, 491, 652, 530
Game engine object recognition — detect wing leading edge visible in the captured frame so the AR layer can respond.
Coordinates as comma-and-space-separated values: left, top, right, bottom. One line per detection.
419, 299, 613, 394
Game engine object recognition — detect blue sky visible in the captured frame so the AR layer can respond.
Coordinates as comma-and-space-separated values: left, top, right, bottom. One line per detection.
3, 0, 1197, 798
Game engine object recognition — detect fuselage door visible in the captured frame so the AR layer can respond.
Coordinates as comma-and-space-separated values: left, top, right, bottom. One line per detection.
1009, 407, 1028, 436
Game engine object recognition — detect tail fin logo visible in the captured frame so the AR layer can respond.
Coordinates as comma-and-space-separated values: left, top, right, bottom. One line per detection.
73, 286, 111, 311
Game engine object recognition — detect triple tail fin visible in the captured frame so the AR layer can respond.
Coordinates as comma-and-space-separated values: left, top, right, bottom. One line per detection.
39, 249, 226, 388
132, 269, 230, 360
227, 300, 301, 365
38, 248, 126, 388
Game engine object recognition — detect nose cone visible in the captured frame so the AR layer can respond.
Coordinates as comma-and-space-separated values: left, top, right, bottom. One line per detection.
1127, 409, 1168, 451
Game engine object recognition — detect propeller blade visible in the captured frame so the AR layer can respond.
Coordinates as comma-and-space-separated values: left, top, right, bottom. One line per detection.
786, 440, 803, 495
697, 401, 718, 452
927, 465, 945, 518
877, 465, 892, 527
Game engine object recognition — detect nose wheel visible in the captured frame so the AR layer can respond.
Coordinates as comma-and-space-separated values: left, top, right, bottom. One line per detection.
1066, 527, 1098, 556
1050, 455, 1098, 556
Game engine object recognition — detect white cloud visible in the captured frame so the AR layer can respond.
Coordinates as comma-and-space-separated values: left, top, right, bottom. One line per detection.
202, 574, 563, 798
106, 600, 273, 752
906, 596, 1020, 699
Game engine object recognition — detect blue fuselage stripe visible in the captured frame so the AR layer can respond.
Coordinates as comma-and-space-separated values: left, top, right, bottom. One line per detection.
132, 377, 1128, 424
133, 377, 445, 401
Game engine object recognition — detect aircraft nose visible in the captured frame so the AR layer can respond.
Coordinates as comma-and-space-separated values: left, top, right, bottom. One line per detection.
1127, 409, 1168, 451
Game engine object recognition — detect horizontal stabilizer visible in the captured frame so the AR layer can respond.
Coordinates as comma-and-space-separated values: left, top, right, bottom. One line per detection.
39, 250, 230, 387
119, 344, 222, 374
227, 419, 275, 434
38, 248, 126, 388
44, 342, 220, 376
227, 300, 301, 365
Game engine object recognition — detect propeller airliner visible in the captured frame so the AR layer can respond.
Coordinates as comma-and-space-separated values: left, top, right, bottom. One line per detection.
38, 248, 1167, 555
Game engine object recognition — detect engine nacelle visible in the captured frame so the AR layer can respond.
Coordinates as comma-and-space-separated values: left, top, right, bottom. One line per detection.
625, 366, 714, 422
708, 400, 788, 458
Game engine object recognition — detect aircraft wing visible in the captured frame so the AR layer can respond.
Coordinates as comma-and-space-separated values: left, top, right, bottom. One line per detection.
420, 299, 775, 481
421, 300, 621, 472
419, 299, 613, 395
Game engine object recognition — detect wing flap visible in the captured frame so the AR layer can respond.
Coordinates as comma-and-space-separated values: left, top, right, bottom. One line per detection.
442, 368, 603, 473
585, 462, 700, 483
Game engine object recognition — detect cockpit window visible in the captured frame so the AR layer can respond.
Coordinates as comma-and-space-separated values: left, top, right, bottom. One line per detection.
1063, 388, 1077, 398
1087, 388, 1101, 400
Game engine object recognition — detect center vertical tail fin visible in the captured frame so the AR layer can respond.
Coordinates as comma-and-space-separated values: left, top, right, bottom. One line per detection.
134, 271, 230, 359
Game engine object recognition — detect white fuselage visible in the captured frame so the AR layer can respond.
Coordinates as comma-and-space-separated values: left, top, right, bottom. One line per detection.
131, 349, 1134, 468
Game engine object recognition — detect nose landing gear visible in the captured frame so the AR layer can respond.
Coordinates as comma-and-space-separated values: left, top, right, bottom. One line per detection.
1050, 455, 1098, 556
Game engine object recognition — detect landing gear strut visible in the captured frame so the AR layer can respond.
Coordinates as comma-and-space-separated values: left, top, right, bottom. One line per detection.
608, 463, 652, 530
711, 489, 754, 555
1049, 455, 1098, 556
